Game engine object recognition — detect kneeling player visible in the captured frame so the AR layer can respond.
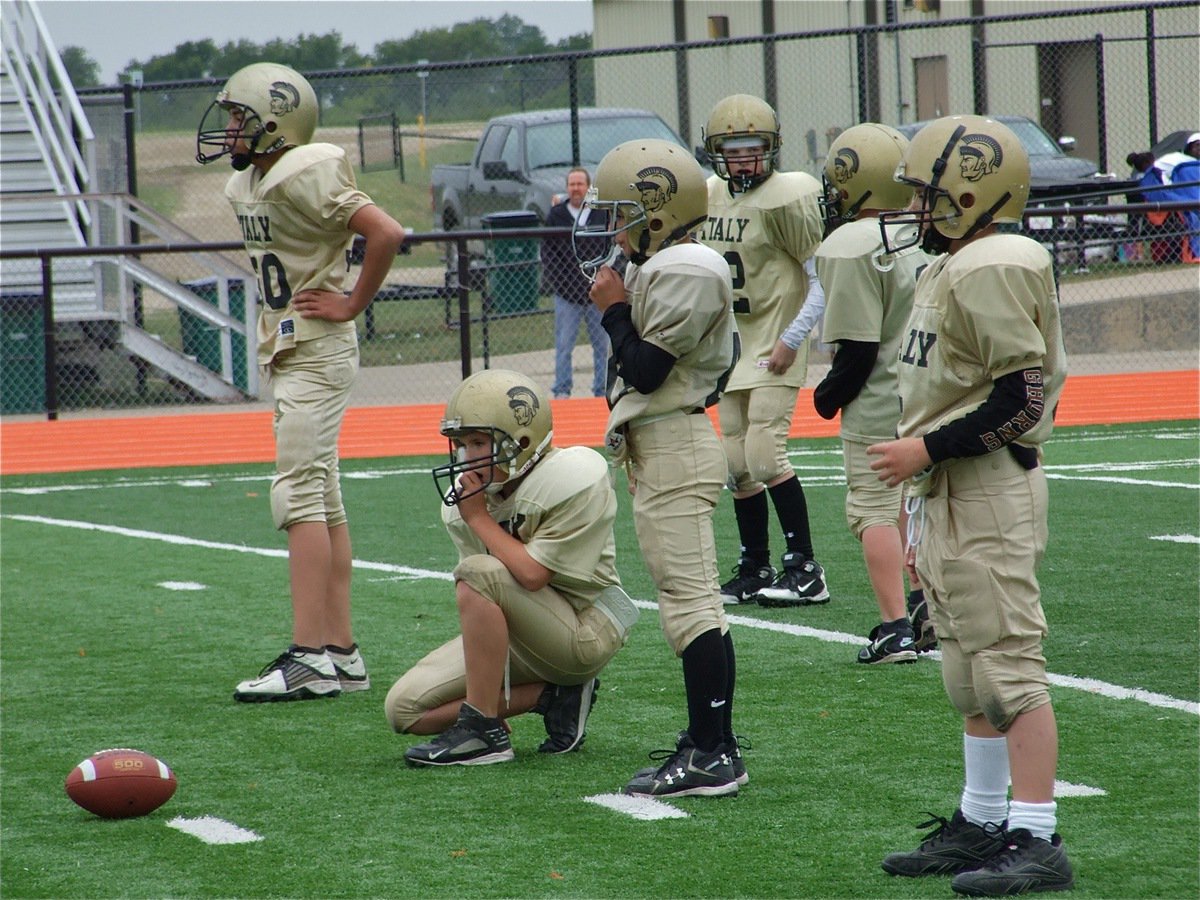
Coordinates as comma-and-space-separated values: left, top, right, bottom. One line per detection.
386, 369, 636, 766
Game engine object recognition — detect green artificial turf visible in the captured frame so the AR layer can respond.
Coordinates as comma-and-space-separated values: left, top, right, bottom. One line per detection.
0, 421, 1196, 898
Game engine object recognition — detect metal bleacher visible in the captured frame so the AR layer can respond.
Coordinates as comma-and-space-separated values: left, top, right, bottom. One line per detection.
1, 0, 254, 404
0, 0, 101, 319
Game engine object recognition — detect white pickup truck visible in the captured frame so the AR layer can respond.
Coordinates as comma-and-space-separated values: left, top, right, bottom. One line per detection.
431, 107, 696, 282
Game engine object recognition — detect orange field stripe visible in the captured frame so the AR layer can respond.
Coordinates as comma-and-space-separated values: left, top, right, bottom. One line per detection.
1, 370, 1196, 476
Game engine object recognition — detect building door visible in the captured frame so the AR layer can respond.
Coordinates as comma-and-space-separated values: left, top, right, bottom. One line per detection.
913, 56, 949, 121
1037, 41, 1099, 167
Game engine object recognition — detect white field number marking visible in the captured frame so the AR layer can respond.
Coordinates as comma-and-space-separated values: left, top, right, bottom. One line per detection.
584, 794, 689, 820
166, 816, 262, 844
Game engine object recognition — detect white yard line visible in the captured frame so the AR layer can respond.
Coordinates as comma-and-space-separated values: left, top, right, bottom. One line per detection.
5, 454, 1196, 495
5, 514, 454, 581
4, 513, 1194, 717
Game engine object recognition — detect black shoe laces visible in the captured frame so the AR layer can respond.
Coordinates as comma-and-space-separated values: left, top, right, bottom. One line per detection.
978, 829, 1034, 872
644, 746, 683, 767
258, 649, 299, 676
913, 812, 956, 847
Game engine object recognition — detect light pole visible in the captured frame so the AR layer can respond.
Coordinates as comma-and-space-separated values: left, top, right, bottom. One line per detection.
417, 59, 429, 168
417, 58, 429, 124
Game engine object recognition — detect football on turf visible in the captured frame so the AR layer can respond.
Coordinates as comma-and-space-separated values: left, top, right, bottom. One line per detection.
65, 748, 177, 818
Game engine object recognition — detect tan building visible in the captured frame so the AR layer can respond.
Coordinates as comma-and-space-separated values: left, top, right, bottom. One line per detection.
591, 0, 1198, 176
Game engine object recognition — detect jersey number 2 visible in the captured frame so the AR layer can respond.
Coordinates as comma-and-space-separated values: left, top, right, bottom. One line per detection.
724, 251, 751, 315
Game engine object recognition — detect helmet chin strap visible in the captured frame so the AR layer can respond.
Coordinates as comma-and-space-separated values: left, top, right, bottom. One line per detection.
728, 171, 767, 193
831, 189, 874, 228
920, 227, 952, 255
514, 430, 553, 479
959, 192, 1012, 242
487, 429, 553, 493
229, 123, 267, 172
922, 190, 1012, 254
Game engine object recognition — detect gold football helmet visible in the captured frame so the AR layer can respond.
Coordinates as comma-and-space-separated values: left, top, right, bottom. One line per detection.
822, 123, 913, 229
575, 138, 708, 268
702, 94, 782, 191
432, 369, 553, 505
881, 114, 1030, 254
196, 62, 318, 170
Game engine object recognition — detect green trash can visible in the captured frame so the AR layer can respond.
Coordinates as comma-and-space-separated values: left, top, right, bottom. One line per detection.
0, 293, 46, 414
179, 278, 250, 391
482, 210, 541, 315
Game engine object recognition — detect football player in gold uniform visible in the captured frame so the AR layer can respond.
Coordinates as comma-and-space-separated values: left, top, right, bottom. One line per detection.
813, 123, 933, 664
389, 370, 636, 765
580, 138, 742, 797
700, 95, 831, 609
197, 63, 406, 702
869, 115, 1073, 895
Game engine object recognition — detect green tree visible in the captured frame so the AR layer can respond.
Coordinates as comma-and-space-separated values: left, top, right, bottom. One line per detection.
124, 31, 366, 83
373, 14, 554, 65
126, 39, 221, 82
58, 45, 100, 87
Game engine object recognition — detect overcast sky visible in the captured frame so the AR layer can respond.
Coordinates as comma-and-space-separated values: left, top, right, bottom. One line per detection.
36, 0, 594, 83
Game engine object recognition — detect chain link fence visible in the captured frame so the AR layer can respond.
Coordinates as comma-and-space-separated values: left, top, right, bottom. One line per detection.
3, 0, 1196, 417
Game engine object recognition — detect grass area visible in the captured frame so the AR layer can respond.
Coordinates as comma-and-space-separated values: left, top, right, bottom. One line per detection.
127, 130, 562, 381
0, 420, 1196, 898
138, 286, 555, 374
134, 128, 472, 274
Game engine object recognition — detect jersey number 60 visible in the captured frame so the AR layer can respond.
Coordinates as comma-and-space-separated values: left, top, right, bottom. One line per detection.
252, 253, 292, 310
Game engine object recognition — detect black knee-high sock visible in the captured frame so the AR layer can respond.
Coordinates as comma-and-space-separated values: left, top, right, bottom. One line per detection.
768, 475, 814, 559
680, 629, 728, 753
734, 490, 770, 566
722, 630, 736, 744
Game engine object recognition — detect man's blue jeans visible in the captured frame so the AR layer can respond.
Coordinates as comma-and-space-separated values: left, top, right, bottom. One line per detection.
553, 295, 608, 397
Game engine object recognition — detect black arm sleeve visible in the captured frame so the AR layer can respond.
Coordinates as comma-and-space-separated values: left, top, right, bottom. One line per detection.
601, 303, 677, 394
812, 340, 880, 420
922, 368, 1046, 467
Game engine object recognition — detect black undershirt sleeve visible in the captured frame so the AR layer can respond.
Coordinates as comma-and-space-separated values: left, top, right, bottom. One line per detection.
813, 340, 880, 420
922, 367, 1045, 469
601, 303, 677, 394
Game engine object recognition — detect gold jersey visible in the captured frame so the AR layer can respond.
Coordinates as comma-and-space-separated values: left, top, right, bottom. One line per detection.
699, 170, 824, 390
441, 446, 621, 610
605, 242, 737, 439
817, 218, 932, 442
224, 143, 374, 364
897, 233, 1067, 449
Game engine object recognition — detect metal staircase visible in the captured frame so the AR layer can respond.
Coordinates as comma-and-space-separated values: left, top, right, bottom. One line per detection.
0, 0, 98, 317
0, 0, 254, 404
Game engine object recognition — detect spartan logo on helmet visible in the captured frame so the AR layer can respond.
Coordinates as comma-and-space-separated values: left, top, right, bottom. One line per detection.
633, 165, 678, 214
957, 133, 1003, 182
507, 385, 539, 427
268, 81, 302, 117
832, 146, 860, 185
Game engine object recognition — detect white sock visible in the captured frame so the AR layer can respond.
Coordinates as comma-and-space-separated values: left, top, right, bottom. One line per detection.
960, 734, 1010, 827
1008, 799, 1058, 842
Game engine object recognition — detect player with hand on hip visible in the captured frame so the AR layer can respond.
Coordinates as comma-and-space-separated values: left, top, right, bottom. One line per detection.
813, 123, 933, 664
868, 115, 1073, 895
578, 138, 743, 797
197, 63, 406, 702
699, 95, 831, 609
387, 369, 635, 765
